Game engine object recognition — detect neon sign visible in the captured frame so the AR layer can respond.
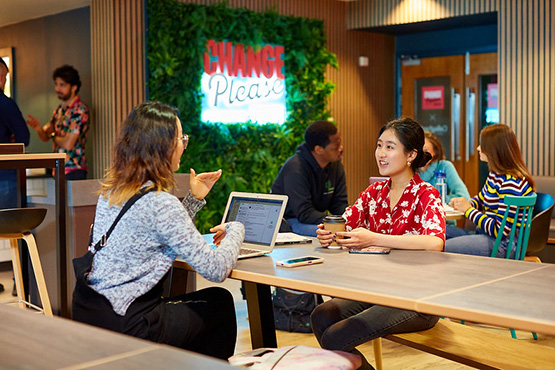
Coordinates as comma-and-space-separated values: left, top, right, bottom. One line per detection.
201, 40, 287, 124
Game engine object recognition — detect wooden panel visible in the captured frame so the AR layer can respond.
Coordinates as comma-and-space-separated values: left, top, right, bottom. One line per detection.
347, 0, 499, 29
90, 0, 145, 180
499, 0, 555, 177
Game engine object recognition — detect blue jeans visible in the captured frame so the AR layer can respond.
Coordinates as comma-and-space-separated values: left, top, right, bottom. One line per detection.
0, 170, 18, 209
311, 299, 439, 369
286, 218, 318, 237
445, 225, 514, 258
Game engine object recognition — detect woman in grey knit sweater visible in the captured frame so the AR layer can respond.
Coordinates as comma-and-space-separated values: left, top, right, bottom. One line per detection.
72, 101, 245, 359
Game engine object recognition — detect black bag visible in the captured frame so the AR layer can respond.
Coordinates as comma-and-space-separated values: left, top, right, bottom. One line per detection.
272, 287, 323, 333
72, 188, 154, 321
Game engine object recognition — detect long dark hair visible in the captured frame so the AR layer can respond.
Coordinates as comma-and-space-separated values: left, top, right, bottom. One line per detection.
379, 117, 432, 171
480, 123, 535, 190
100, 101, 179, 206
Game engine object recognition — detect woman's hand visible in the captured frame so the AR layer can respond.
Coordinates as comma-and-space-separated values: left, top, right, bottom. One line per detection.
209, 223, 227, 246
336, 228, 377, 249
190, 168, 222, 200
449, 197, 471, 213
316, 224, 334, 247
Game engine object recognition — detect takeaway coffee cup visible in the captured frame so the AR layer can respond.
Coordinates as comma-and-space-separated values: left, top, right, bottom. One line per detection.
323, 215, 345, 249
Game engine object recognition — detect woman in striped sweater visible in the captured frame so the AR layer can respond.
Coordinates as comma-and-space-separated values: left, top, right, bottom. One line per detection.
445, 123, 535, 257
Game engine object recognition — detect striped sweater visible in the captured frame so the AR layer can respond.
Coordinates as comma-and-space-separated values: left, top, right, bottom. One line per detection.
465, 172, 534, 238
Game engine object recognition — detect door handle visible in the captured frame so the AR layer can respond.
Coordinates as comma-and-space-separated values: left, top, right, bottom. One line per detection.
466, 87, 476, 162
451, 88, 461, 161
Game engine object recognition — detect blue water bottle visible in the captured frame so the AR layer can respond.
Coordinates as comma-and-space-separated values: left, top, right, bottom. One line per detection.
434, 171, 447, 205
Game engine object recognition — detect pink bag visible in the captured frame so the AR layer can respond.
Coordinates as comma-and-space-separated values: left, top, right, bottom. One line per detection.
228, 345, 361, 369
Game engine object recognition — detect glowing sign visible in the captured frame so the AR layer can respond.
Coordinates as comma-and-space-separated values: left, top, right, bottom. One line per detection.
201, 40, 287, 124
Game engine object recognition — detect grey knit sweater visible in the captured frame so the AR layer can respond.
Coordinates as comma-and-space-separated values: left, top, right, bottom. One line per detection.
87, 188, 245, 316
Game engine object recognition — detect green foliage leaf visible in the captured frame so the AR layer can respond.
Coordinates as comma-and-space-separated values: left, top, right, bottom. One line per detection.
146, 0, 336, 232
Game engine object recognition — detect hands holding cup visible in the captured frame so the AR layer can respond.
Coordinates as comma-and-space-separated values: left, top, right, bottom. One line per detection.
316, 215, 345, 249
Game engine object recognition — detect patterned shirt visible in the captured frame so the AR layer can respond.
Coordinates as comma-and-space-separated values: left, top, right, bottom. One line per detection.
343, 173, 446, 241
49, 95, 89, 173
465, 172, 533, 238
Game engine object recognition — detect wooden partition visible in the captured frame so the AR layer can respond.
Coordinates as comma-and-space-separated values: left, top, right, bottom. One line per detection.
90, 0, 395, 203
347, 0, 555, 177
90, 0, 145, 180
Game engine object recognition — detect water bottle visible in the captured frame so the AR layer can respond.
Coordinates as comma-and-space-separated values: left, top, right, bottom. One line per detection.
434, 171, 447, 205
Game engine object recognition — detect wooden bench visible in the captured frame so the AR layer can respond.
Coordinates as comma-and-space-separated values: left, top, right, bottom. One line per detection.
380, 319, 555, 369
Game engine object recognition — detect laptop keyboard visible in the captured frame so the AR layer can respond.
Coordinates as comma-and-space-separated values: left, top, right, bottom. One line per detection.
239, 248, 261, 256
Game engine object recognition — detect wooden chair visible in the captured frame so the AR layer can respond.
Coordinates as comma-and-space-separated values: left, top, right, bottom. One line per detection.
0, 208, 52, 316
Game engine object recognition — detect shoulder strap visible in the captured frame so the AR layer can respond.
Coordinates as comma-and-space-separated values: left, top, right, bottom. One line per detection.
89, 187, 155, 253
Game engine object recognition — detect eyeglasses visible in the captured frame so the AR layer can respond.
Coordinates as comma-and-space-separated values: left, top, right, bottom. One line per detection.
180, 134, 189, 149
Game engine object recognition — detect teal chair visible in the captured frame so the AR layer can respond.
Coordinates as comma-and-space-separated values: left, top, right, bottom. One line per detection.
491, 193, 537, 261
491, 193, 538, 339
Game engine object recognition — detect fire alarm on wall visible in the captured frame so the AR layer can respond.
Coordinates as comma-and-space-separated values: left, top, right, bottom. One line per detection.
359, 56, 369, 67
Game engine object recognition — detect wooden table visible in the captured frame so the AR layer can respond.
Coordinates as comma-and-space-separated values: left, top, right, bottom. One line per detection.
445, 210, 465, 221
0, 304, 234, 369
0, 153, 69, 316
177, 243, 555, 349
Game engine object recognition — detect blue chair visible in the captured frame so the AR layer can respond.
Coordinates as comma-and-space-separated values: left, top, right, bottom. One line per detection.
490, 194, 537, 339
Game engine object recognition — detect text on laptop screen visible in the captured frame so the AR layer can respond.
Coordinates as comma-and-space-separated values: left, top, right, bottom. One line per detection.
225, 197, 283, 245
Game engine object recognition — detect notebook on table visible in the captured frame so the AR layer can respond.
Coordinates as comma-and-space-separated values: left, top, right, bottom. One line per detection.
205, 192, 288, 259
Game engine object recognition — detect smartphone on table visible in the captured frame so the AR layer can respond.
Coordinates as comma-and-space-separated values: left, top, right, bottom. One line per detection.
349, 247, 391, 254
276, 256, 324, 268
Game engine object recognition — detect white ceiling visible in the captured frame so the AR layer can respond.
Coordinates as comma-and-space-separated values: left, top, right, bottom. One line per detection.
0, 0, 90, 28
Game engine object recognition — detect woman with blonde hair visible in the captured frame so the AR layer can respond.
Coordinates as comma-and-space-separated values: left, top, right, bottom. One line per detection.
445, 123, 535, 257
72, 101, 245, 359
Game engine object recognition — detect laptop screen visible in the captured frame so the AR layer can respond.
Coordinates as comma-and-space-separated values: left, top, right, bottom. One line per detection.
225, 196, 284, 246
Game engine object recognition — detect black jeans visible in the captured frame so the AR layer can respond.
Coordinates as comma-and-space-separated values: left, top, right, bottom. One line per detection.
73, 279, 237, 360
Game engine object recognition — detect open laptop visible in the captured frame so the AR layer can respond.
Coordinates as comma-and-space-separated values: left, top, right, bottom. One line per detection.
206, 192, 288, 259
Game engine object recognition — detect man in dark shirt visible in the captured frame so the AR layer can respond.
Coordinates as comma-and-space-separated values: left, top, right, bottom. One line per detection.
0, 58, 30, 294
271, 120, 348, 236
0, 57, 30, 207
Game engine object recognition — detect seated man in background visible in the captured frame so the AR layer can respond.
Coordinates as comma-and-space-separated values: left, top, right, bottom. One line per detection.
271, 120, 348, 236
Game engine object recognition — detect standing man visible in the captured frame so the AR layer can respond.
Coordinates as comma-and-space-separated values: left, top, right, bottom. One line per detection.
271, 120, 348, 236
0, 57, 30, 294
0, 57, 30, 207
26, 65, 89, 180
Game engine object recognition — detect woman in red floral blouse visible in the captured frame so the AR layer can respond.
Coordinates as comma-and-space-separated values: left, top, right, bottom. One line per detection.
311, 117, 446, 370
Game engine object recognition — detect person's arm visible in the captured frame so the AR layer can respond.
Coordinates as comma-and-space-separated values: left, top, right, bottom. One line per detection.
328, 161, 349, 215
465, 175, 534, 238
154, 193, 244, 283
443, 160, 470, 202
334, 184, 445, 251
52, 131, 79, 151
4, 100, 30, 145
338, 230, 444, 251
26, 114, 52, 142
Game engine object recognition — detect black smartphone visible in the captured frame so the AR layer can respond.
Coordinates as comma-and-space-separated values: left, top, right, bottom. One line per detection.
349, 247, 391, 254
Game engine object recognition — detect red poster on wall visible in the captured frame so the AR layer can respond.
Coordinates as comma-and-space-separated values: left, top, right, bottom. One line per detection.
421, 86, 445, 110
487, 83, 498, 108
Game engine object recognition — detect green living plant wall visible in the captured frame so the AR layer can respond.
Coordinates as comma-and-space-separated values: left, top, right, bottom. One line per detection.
147, 0, 337, 232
